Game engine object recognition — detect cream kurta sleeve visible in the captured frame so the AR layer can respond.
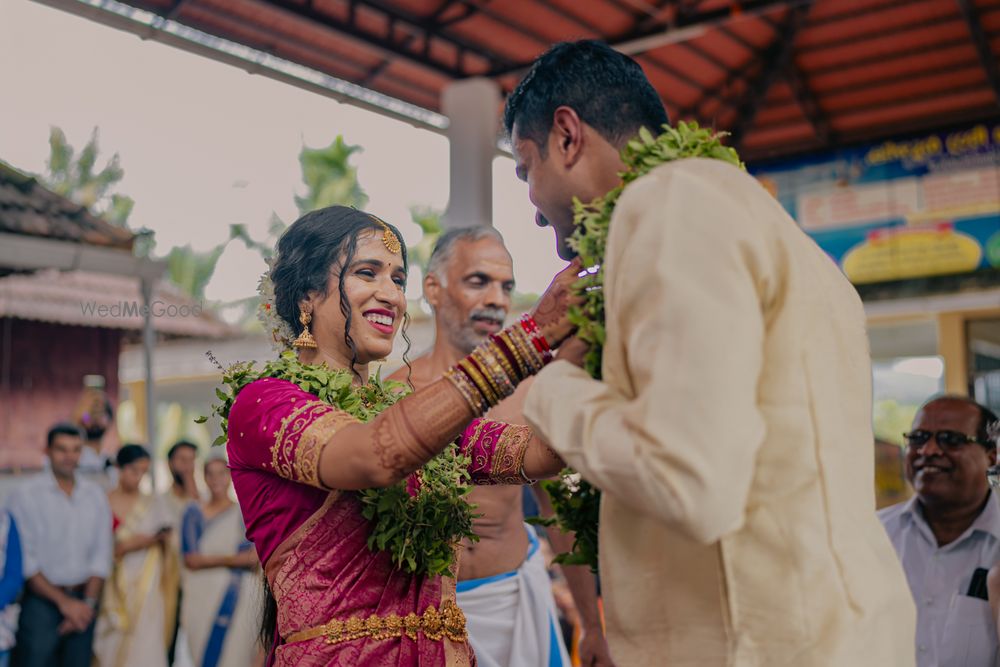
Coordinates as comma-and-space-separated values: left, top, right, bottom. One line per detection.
524, 159, 773, 545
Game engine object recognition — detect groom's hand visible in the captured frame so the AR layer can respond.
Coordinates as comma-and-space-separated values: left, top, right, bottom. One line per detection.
533, 259, 583, 348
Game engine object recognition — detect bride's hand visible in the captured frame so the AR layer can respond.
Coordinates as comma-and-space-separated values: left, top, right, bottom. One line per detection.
532, 259, 584, 348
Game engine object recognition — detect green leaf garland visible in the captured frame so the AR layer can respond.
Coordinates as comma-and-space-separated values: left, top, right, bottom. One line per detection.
543, 122, 744, 572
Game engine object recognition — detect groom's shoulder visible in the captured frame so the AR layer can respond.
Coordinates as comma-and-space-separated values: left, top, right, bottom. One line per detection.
619, 158, 759, 212
613, 158, 765, 239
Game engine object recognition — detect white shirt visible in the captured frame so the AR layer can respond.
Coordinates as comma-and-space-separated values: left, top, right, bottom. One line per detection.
6, 472, 112, 586
880, 492, 1000, 667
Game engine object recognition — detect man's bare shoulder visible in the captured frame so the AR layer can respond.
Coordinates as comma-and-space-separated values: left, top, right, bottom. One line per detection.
387, 355, 435, 388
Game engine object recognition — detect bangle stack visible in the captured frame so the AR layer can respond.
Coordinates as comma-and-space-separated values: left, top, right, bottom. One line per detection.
445, 314, 551, 414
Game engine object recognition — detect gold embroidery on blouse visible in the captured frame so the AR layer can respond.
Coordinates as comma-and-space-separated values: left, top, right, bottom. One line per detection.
284, 599, 467, 646
468, 419, 489, 472
271, 400, 330, 481
488, 424, 531, 485
293, 409, 361, 487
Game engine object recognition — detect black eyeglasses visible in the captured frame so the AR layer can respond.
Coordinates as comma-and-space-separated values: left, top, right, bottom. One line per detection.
903, 429, 989, 451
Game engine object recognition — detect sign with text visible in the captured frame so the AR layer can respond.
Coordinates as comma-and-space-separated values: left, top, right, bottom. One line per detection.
751, 123, 1000, 284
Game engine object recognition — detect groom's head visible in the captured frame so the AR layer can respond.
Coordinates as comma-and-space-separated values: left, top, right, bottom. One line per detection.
505, 40, 668, 260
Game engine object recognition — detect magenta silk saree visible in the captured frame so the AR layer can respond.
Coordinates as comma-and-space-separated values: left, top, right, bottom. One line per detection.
226, 378, 533, 666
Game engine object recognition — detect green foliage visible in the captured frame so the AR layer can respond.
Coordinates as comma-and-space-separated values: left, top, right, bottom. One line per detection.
165, 243, 226, 301
407, 206, 444, 270
543, 122, 745, 572
528, 472, 601, 574
43, 126, 136, 227
359, 443, 477, 577
295, 136, 369, 214
200, 351, 478, 577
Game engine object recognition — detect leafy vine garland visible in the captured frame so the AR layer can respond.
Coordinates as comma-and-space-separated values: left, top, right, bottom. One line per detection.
536, 122, 744, 572
201, 351, 478, 578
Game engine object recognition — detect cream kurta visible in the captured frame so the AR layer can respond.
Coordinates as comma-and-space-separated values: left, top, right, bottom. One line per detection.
524, 158, 916, 666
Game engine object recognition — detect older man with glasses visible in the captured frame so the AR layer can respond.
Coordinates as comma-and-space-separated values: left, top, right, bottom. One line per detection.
879, 395, 1000, 666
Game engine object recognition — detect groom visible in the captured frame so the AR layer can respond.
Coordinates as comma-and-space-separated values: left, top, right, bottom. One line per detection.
508, 40, 916, 666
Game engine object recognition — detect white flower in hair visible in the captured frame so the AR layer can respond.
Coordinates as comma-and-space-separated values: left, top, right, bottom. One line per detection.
257, 258, 295, 354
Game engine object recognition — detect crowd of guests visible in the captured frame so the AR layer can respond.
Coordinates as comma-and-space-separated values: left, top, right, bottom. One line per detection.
0, 424, 262, 667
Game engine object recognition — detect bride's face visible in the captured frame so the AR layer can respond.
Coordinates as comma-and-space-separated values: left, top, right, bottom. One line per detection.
308, 231, 408, 365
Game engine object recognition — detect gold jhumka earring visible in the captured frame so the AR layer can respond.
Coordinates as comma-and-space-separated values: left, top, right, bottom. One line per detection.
292, 307, 318, 349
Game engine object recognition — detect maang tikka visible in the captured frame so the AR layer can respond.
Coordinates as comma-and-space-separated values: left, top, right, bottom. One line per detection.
369, 215, 401, 254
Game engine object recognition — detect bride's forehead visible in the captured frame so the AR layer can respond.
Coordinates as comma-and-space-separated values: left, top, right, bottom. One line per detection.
346, 232, 406, 269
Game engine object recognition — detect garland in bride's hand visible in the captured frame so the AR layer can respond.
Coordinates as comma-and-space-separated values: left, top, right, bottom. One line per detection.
539, 122, 744, 572
198, 351, 478, 578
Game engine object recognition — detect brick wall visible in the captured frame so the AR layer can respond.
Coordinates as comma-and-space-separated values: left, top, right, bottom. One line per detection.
0, 318, 121, 470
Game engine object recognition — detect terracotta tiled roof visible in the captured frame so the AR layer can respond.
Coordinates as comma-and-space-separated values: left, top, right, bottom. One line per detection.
82, 0, 1000, 161
0, 269, 237, 339
0, 161, 135, 250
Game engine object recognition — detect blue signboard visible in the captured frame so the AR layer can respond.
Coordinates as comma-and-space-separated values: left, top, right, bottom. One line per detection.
750, 123, 1000, 284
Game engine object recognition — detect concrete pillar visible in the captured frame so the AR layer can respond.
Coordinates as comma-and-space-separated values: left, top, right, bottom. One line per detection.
140, 276, 159, 491
442, 78, 501, 229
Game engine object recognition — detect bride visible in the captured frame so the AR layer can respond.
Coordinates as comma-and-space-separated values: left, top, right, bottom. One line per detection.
223, 205, 580, 665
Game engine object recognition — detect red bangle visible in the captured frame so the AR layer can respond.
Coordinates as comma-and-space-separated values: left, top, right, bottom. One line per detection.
520, 315, 552, 363
520, 315, 551, 352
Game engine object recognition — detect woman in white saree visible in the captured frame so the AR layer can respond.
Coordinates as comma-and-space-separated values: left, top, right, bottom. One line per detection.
180, 451, 260, 667
93, 444, 173, 667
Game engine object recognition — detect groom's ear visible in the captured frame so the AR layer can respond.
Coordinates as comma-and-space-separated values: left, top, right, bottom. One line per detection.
551, 106, 584, 168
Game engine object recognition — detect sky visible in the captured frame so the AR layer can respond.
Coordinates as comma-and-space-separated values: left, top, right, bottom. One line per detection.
0, 0, 565, 303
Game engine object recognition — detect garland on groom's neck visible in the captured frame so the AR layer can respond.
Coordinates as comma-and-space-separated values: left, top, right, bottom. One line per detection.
534, 122, 744, 573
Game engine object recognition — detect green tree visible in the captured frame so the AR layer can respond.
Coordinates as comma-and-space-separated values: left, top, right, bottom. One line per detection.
164, 243, 227, 301
43, 127, 135, 227
407, 206, 443, 270
233, 136, 370, 263
295, 136, 368, 214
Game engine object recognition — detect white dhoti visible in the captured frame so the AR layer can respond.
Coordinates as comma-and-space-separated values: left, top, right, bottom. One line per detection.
457, 526, 571, 667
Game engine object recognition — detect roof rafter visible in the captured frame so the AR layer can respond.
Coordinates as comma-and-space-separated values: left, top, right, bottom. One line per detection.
955, 0, 1000, 105
727, 4, 813, 149
609, 0, 796, 49
783, 62, 832, 144
678, 19, 783, 120
258, 0, 515, 78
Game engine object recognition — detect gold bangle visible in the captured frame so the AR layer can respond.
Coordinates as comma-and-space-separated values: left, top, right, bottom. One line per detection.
460, 359, 500, 407
474, 347, 515, 399
498, 330, 528, 378
488, 338, 518, 386
509, 326, 543, 373
444, 368, 486, 414
470, 348, 504, 399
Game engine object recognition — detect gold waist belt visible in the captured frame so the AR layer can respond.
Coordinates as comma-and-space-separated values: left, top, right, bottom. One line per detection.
284, 599, 468, 646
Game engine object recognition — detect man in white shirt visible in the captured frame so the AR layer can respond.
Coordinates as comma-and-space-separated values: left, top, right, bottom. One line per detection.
880, 395, 1000, 667
7, 423, 112, 667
